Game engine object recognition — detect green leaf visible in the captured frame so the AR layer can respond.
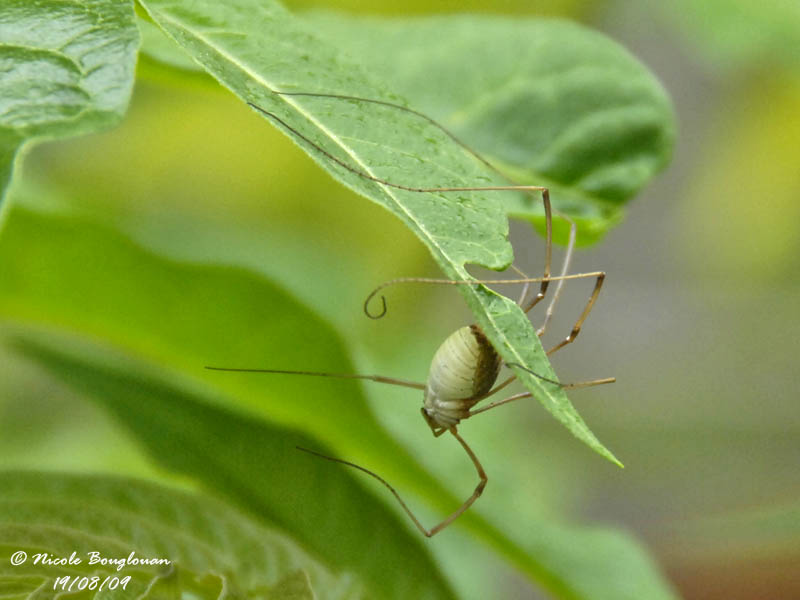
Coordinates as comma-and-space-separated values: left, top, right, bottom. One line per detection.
0, 471, 359, 599
0, 202, 459, 599
307, 13, 676, 245
263, 571, 315, 600
0, 0, 139, 205
137, 0, 624, 465
0, 202, 678, 599
7, 332, 450, 600
655, 0, 800, 73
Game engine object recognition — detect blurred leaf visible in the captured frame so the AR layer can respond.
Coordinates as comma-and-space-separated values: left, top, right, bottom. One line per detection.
0, 201, 454, 546
0, 203, 677, 600
263, 571, 315, 600
0, 0, 138, 204
137, 0, 624, 465
307, 13, 675, 245
7, 333, 447, 600
0, 471, 359, 599
655, 0, 800, 73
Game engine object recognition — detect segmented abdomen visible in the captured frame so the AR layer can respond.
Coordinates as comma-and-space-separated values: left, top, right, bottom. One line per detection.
423, 325, 501, 427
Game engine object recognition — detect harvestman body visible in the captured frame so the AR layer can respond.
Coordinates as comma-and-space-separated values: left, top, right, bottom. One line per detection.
207, 92, 615, 537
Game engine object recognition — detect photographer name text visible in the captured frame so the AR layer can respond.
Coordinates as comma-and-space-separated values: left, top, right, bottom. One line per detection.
10, 550, 171, 572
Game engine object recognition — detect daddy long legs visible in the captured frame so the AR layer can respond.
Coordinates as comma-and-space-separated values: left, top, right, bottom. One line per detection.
208, 92, 615, 537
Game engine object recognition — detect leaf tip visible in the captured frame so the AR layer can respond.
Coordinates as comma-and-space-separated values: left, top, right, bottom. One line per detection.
605, 451, 625, 469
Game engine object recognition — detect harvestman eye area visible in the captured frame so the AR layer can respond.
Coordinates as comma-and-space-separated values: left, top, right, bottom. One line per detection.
206, 92, 615, 537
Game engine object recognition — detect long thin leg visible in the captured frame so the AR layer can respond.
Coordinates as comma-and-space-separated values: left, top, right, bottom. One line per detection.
247, 102, 555, 316
469, 375, 616, 417
510, 207, 575, 320
520, 188, 552, 314
426, 428, 487, 537
506, 361, 615, 390
562, 377, 616, 389
532, 189, 552, 310
546, 272, 606, 356
252, 96, 563, 321
248, 103, 548, 198
458, 230, 582, 398
478, 214, 574, 397
537, 212, 577, 337
296, 427, 486, 537
275, 91, 502, 177
275, 92, 572, 302
205, 366, 425, 390
504, 191, 554, 313
363, 270, 605, 318
510, 264, 532, 307
389, 266, 604, 352
470, 392, 532, 416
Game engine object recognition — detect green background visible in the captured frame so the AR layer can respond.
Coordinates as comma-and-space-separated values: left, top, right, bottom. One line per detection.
1, 1, 798, 599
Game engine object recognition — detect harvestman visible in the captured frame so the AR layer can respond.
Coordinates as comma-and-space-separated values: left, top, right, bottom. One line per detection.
208, 92, 615, 537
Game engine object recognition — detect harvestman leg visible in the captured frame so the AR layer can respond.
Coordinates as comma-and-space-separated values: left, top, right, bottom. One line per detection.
518, 266, 607, 356
207, 367, 491, 536
204, 366, 426, 389
536, 213, 577, 337
259, 91, 599, 342
298, 427, 485, 538
470, 221, 610, 417
247, 98, 557, 320
469, 375, 616, 418
486, 209, 578, 396
544, 271, 606, 356
470, 270, 612, 417
272, 89, 558, 314
238, 93, 612, 535
415, 264, 609, 402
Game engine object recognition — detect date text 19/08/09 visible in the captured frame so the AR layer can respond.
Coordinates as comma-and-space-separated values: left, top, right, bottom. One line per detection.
32, 551, 171, 571
54, 575, 132, 592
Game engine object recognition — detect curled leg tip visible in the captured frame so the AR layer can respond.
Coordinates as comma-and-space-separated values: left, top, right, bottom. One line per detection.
364, 293, 387, 319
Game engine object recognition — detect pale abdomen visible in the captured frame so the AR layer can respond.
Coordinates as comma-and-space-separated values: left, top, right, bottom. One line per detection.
423, 325, 501, 428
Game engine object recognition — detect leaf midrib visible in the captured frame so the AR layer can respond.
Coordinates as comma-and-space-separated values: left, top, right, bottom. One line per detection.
143, 0, 619, 467
153, 9, 447, 266
151, 8, 557, 411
